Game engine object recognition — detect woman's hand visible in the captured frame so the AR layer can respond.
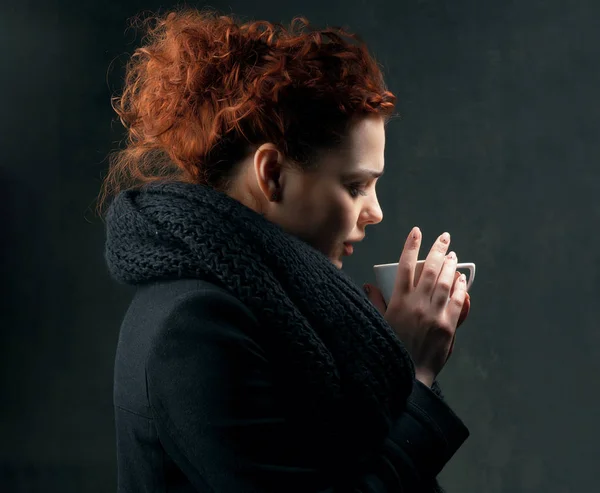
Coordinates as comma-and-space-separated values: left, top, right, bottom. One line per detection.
364, 227, 471, 387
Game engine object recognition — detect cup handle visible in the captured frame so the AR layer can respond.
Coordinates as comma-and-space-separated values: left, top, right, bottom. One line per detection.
457, 263, 476, 290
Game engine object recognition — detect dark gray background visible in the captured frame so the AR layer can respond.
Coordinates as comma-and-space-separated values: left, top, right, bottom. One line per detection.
2, 0, 599, 491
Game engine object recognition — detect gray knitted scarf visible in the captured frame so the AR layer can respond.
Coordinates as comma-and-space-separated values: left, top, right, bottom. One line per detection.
105, 181, 442, 488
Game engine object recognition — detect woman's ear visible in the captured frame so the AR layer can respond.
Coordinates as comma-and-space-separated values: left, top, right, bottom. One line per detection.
253, 143, 284, 202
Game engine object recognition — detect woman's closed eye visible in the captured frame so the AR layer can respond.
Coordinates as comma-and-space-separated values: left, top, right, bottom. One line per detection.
347, 182, 368, 198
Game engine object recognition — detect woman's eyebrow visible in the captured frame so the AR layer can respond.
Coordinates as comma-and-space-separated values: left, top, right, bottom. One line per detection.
342, 167, 384, 179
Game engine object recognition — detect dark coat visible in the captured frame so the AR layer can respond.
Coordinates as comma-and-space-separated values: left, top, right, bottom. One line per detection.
113, 278, 469, 492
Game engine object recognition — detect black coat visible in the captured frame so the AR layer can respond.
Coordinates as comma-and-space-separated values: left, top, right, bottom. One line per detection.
113, 278, 469, 492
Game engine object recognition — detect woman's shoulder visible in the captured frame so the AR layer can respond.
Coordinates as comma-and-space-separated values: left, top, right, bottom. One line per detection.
133, 277, 232, 299
114, 277, 269, 418
117, 278, 262, 356
126, 278, 257, 323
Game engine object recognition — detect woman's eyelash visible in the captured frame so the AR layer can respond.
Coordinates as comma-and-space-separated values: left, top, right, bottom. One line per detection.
347, 183, 368, 198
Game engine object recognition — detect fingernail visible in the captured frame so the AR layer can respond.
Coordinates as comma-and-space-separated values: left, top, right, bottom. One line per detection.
363, 284, 370, 294
447, 251, 455, 260
441, 232, 450, 243
412, 227, 420, 239
460, 274, 466, 282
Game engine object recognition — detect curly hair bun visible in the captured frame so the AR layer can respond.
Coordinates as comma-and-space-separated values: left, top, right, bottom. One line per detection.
99, 8, 396, 211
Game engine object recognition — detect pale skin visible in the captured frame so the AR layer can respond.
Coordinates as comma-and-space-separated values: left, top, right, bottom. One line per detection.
228, 114, 471, 387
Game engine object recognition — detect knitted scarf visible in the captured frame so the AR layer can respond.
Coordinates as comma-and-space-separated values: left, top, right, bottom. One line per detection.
105, 181, 442, 488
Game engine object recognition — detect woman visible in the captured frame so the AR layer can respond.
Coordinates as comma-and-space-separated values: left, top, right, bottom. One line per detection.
102, 8, 472, 493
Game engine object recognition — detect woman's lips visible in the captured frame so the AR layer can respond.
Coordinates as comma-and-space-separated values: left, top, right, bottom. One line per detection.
343, 242, 354, 256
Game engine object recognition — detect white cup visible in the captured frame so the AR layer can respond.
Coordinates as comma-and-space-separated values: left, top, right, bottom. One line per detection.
373, 260, 476, 306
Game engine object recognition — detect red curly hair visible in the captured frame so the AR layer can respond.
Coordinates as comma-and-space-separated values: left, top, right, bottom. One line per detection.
99, 7, 396, 210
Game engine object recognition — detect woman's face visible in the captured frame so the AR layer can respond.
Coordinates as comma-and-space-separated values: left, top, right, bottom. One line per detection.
232, 114, 386, 269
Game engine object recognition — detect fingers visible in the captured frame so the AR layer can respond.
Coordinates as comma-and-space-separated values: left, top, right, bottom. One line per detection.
447, 273, 468, 328
395, 227, 422, 294
457, 292, 471, 328
415, 232, 451, 297
449, 271, 462, 298
432, 252, 457, 308
447, 289, 469, 363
